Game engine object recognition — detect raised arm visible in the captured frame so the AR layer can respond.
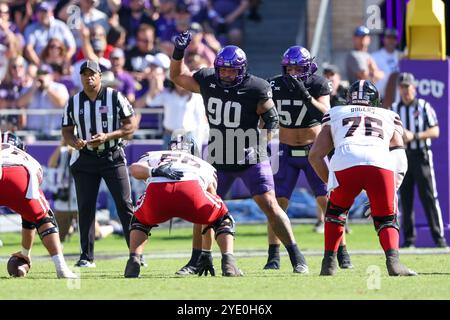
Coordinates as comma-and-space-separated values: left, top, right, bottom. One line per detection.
169, 31, 201, 93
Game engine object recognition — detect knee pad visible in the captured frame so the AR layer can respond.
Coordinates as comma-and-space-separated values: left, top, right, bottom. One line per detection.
206, 213, 236, 239
36, 209, 59, 239
129, 215, 156, 236
373, 214, 399, 234
22, 218, 36, 230
325, 202, 349, 226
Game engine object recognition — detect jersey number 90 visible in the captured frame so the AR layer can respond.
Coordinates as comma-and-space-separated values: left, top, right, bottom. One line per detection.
207, 97, 242, 128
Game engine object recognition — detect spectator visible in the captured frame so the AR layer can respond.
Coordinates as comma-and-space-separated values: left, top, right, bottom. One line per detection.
107, 24, 127, 49
136, 67, 209, 147
24, 2, 76, 66
0, 32, 24, 84
0, 2, 25, 49
72, 24, 113, 91
0, 56, 32, 131
154, 0, 177, 39
40, 38, 68, 67
110, 48, 136, 104
391, 73, 447, 248
372, 28, 402, 98
124, 23, 160, 98
159, 1, 193, 54
49, 63, 78, 96
207, 0, 250, 46
18, 64, 69, 140
118, 0, 156, 48
9, 0, 33, 33
345, 25, 383, 85
185, 22, 216, 67
185, 51, 209, 70
322, 63, 348, 107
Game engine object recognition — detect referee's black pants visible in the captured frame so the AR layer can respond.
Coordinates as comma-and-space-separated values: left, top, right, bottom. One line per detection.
70, 147, 133, 262
399, 149, 444, 245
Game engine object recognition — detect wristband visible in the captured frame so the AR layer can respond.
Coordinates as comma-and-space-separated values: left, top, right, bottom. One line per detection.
172, 48, 185, 60
414, 132, 420, 141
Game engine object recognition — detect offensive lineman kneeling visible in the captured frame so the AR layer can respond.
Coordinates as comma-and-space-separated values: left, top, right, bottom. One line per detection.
124, 132, 243, 278
0, 132, 77, 278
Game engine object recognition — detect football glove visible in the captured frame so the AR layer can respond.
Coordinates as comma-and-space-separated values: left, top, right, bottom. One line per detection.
172, 31, 192, 60
284, 76, 312, 102
151, 163, 184, 180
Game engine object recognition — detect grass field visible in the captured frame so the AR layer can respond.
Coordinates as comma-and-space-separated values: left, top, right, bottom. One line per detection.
1, 223, 450, 300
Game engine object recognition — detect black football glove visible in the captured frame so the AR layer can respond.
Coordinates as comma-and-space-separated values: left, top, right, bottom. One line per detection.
198, 252, 215, 277
172, 31, 192, 60
285, 76, 312, 102
151, 163, 184, 180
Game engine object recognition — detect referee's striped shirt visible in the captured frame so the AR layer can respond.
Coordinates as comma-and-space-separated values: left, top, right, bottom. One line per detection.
62, 86, 134, 152
391, 98, 438, 151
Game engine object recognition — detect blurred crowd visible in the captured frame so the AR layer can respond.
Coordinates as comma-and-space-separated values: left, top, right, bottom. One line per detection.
0, 0, 261, 140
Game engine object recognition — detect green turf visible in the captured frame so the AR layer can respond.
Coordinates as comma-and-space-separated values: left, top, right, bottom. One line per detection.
1, 224, 450, 300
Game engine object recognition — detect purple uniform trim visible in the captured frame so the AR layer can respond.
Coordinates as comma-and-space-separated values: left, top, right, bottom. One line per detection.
217, 160, 274, 197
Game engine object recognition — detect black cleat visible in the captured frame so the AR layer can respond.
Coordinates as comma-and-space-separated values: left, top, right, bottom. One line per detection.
320, 251, 337, 276
221, 253, 243, 277
385, 250, 417, 276
124, 256, 141, 278
176, 264, 199, 276
263, 258, 280, 270
337, 246, 353, 269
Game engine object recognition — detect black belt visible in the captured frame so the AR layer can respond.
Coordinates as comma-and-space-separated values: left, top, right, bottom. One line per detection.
80, 146, 120, 158
288, 144, 312, 157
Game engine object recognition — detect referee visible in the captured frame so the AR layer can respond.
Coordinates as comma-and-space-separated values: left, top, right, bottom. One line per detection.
62, 60, 137, 267
391, 72, 447, 248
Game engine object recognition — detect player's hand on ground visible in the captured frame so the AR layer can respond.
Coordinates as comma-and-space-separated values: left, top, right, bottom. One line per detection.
12, 252, 32, 268
151, 163, 184, 180
198, 253, 215, 277
174, 31, 192, 50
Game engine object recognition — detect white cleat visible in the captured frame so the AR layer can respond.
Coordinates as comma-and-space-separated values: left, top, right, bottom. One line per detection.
57, 268, 79, 279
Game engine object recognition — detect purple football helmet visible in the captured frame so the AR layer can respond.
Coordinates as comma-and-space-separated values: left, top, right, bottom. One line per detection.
281, 46, 318, 82
214, 45, 248, 88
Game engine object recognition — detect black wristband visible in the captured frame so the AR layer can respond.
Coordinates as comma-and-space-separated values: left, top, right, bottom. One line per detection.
172, 48, 185, 60
414, 132, 420, 140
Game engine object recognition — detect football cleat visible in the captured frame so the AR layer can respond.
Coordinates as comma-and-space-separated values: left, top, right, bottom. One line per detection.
385, 250, 417, 276
320, 252, 337, 276
221, 253, 243, 277
74, 259, 96, 268
124, 256, 141, 278
293, 263, 309, 274
263, 258, 280, 270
